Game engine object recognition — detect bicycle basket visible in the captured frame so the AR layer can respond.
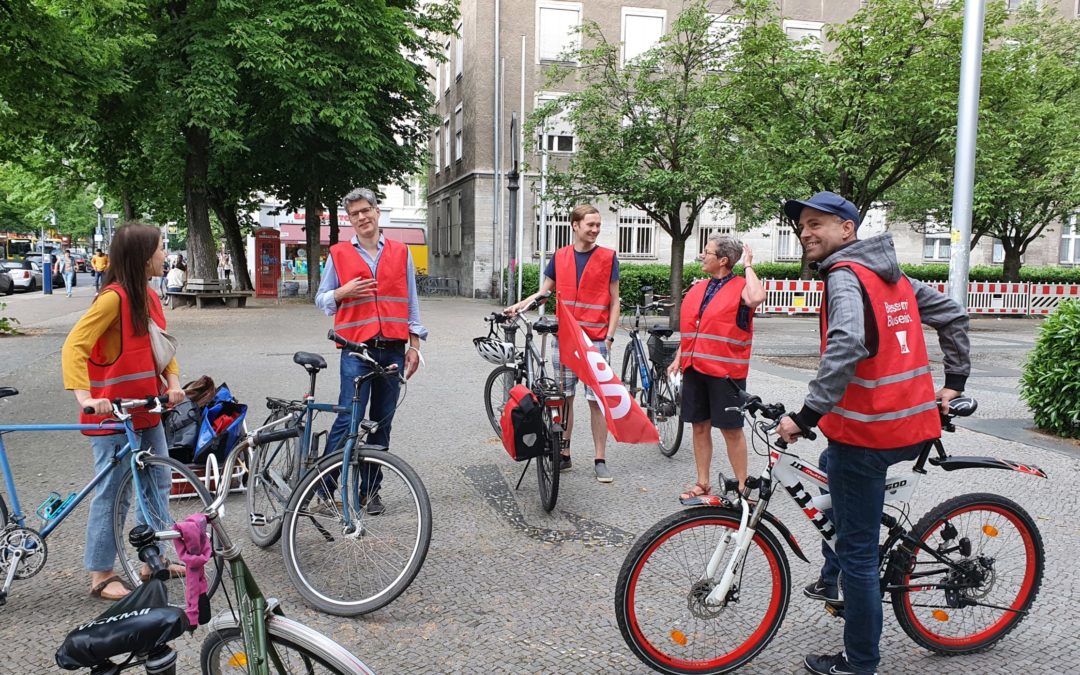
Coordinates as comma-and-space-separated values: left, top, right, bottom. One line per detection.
648, 334, 680, 369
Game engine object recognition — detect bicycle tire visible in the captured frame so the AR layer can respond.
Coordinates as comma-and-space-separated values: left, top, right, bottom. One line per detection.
247, 412, 303, 547
651, 369, 684, 458
616, 507, 791, 674
280, 449, 432, 616
111, 454, 223, 600
536, 408, 561, 512
0, 492, 8, 527
200, 618, 373, 674
890, 492, 1044, 655
483, 364, 521, 437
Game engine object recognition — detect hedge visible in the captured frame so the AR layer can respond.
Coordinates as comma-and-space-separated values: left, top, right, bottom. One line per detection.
506, 262, 1080, 307
1020, 300, 1080, 439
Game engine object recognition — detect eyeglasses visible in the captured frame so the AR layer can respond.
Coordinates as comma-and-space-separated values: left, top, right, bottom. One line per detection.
700, 250, 719, 258
347, 206, 377, 219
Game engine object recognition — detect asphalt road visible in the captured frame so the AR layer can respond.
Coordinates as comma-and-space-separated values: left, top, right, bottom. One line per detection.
0, 290, 1077, 674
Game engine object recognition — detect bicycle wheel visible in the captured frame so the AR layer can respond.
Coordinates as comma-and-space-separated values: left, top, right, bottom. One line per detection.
111, 454, 222, 600
651, 368, 684, 458
247, 413, 303, 547
536, 408, 561, 513
200, 619, 372, 674
616, 507, 791, 674
280, 449, 432, 616
483, 364, 521, 437
890, 493, 1044, 655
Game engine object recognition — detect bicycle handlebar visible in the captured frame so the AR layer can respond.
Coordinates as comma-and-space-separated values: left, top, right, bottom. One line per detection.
82, 395, 170, 416
326, 330, 404, 382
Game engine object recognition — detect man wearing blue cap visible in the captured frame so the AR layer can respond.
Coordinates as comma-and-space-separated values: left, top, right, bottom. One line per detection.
775, 192, 971, 675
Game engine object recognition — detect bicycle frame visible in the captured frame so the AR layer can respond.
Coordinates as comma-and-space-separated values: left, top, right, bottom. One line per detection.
624, 304, 654, 395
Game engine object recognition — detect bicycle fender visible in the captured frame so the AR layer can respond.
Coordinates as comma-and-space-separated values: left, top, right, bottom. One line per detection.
758, 511, 810, 564
930, 455, 1047, 479
208, 612, 375, 674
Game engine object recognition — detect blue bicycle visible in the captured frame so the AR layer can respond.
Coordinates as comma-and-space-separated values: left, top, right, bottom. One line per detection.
0, 390, 220, 607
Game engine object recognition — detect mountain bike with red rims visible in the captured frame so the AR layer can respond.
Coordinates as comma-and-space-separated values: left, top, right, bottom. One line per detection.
615, 384, 1046, 674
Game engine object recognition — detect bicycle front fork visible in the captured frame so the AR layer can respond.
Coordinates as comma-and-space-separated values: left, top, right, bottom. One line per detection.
703, 498, 755, 606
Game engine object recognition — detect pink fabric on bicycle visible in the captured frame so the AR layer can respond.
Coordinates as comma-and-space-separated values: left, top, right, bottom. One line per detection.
173, 513, 212, 626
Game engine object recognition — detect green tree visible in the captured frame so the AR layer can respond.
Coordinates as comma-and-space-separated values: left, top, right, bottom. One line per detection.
890, 6, 1080, 281
532, 1, 747, 319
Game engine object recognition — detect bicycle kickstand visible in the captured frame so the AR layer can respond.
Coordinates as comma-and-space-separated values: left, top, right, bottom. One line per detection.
515, 459, 532, 490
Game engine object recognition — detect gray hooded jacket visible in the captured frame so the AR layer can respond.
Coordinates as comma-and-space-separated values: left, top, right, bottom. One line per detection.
797, 233, 971, 429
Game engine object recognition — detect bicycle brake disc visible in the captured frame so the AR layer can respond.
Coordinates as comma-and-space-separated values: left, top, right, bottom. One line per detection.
0, 527, 48, 580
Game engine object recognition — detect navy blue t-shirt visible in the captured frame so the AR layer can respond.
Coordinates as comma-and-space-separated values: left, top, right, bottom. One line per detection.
543, 247, 620, 285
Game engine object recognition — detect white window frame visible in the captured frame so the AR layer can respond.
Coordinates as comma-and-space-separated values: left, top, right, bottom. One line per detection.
454, 104, 463, 161
697, 203, 736, 255
455, 22, 463, 78
1007, 0, 1041, 11
616, 208, 656, 259
433, 128, 441, 174
434, 57, 441, 102
536, 208, 572, 255
443, 117, 451, 169
535, 91, 575, 154
403, 177, 420, 208
707, 14, 742, 71
443, 39, 451, 94
923, 233, 951, 261
783, 19, 824, 51
775, 224, 802, 261
1060, 215, 1080, 264
621, 7, 666, 65
451, 192, 462, 255
536, 1, 582, 64
991, 239, 1025, 265
440, 200, 451, 255
432, 204, 442, 256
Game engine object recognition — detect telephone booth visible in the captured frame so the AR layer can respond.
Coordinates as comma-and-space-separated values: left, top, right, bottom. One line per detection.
254, 228, 281, 298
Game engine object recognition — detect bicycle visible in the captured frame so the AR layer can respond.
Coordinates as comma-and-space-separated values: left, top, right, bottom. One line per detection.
0, 391, 221, 607
56, 424, 373, 674
618, 288, 683, 457
272, 329, 432, 616
615, 384, 1046, 674
476, 292, 566, 512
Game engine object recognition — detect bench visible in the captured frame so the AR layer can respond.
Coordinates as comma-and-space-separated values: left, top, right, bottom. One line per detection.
168, 291, 252, 309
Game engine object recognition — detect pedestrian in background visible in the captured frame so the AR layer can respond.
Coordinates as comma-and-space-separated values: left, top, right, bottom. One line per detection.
60, 249, 75, 297
91, 249, 109, 292
61, 223, 185, 601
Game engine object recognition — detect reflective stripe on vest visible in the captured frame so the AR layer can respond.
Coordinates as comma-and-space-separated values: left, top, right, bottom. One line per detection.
81, 284, 165, 436
679, 276, 753, 379
555, 246, 614, 341
330, 239, 411, 344
818, 262, 941, 448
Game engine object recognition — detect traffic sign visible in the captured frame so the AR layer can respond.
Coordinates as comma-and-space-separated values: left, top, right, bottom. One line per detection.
93, 197, 105, 210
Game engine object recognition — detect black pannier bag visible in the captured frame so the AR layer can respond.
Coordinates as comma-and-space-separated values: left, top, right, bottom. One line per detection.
499, 384, 546, 461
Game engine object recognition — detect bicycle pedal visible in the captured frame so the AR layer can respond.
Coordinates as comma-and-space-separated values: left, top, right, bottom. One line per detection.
249, 513, 267, 527
824, 601, 845, 618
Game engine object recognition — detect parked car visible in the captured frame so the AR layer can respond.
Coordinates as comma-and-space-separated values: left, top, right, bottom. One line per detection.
2, 261, 43, 292
71, 252, 89, 273
24, 253, 76, 288
0, 268, 13, 295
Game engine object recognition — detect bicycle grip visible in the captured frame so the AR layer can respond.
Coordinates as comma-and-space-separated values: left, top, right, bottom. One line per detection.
254, 427, 301, 445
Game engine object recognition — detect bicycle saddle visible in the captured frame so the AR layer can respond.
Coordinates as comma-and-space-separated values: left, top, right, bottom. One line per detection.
647, 327, 674, 338
534, 316, 559, 335
55, 579, 187, 670
0, 387, 17, 399
293, 351, 328, 371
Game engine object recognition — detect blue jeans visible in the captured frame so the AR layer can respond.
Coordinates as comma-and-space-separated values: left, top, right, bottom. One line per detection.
94, 271, 104, 290
63, 271, 74, 294
817, 441, 921, 674
325, 345, 405, 495
84, 424, 171, 572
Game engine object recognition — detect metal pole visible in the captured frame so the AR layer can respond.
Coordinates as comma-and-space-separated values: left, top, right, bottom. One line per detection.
507, 113, 520, 305
947, 0, 986, 309
538, 135, 549, 317
493, 0, 502, 301
43, 211, 54, 295
517, 35, 527, 303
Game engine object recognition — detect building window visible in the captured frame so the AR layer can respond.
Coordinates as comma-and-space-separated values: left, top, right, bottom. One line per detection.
776, 225, 802, 261
455, 22, 463, 78
783, 20, 824, 51
439, 200, 450, 255
536, 208, 572, 255
403, 177, 420, 208
451, 193, 462, 255
617, 208, 656, 259
697, 206, 735, 255
434, 56, 441, 101
991, 239, 1024, 265
1061, 215, 1080, 264
443, 117, 450, 169
537, 1, 582, 63
923, 233, 951, 261
454, 104, 463, 161
443, 40, 451, 93
433, 129, 441, 173
1008, 0, 1040, 10
535, 92, 575, 153
621, 7, 666, 65
432, 206, 442, 257
707, 14, 742, 70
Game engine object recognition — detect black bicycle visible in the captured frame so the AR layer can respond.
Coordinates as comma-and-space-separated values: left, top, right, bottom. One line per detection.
619, 289, 683, 456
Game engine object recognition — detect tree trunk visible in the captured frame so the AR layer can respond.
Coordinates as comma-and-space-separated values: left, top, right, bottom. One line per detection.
304, 187, 323, 297
328, 201, 340, 246
183, 126, 217, 282
1001, 247, 1022, 283
209, 192, 253, 291
121, 190, 135, 222
668, 219, 686, 329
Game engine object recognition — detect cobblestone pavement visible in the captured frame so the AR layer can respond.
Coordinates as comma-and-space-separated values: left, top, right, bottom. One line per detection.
0, 295, 1077, 673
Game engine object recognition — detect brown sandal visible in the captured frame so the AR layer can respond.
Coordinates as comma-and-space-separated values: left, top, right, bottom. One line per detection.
90, 575, 133, 601
679, 482, 712, 501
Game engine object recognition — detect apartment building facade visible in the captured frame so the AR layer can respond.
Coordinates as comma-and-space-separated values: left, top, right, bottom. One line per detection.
426, 0, 1080, 298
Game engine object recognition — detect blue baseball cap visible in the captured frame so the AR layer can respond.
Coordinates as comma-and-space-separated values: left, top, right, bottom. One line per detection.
783, 191, 861, 230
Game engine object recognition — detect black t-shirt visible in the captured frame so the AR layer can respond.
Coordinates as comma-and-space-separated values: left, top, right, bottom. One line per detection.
543, 247, 620, 285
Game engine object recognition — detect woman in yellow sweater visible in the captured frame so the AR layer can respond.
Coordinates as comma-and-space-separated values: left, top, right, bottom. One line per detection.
61, 224, 185, 601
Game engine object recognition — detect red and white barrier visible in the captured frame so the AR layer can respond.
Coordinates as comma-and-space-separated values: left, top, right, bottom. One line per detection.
761, 279, 823, 314
1028, 283, 1080, 315
967, 282, 1028, 315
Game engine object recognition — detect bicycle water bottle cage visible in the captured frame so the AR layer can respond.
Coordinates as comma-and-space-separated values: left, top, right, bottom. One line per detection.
55, 579, 187, 670
293, 351, 328, 372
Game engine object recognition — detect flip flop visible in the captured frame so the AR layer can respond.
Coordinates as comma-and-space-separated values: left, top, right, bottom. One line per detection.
140, 561, 187, 581
90, 575, 133, 601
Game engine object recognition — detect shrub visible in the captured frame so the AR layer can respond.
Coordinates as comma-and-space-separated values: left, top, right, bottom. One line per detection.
1020, 299, 1080, 439
0, 303, 19, 336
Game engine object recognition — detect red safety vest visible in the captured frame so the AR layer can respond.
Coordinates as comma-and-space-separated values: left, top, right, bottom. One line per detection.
555, 245, 614, 341
818, 262, 941, 448
81, 285, 166, 435
679, 276, 753, 379
329, 239, 410, 344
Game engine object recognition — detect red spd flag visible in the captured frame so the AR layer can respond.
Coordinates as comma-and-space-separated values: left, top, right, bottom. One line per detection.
556, 304, 659, 444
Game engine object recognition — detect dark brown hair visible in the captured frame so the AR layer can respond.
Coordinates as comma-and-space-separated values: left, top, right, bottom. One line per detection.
101, 223, 161, 336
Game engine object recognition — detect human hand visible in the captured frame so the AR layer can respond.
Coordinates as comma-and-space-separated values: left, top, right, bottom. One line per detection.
165, 387, 185, 407
404, 347, 421, 379
81, 397, 113, 415
742, 244, 754, 268
337, 277, 377, 301
776, 415, 802, 444
936, 387, 962, 414
667, 359, 681, 378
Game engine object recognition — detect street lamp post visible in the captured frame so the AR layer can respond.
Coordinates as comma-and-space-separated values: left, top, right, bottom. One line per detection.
43, 211, 55, 295
93, 196, 104, 253
506, 113, 520, 306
